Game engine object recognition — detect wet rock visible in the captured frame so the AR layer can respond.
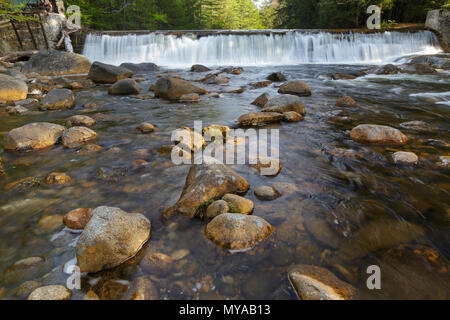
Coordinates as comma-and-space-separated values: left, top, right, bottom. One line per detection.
123, 276, 159, 300
83, 290, 100, 300
350, 124, 408, 145
237, 112, 282, 127
141, 252, 174, 276
222, 67, 243, 75
367, 64, 399, 75
392, 151, 419, 165
205, 213, 274, 250
272, 182, 298, 195
222, 194, 254, 214
6, 105, 28, 115
289, 265, 358, 300
267, 72, 286, 82
88, 61, 133, 84
222, 86, 244, 94
254, 186, 280, 201
399, 120, 435, 132
0, 158, 5, 176
170, 249, 190, 261
398, 63, 437, 75
180, 93, 200, 101
251, 92, 270, 107
336, 96, 357, 108
0, 74, 28, 101
76, 206, 151, 273
191, 64, 210, 72
278, 80, 311, 96
333, 73, 357, 80
283, 111, 303, 122
154, 77, 208, 99
38, 215, 63, 231
250, 80, 272, 88
2, 257, 48, 285
119, 62, 158, 72
61, 126, 98, 148
409, 54, 450, 70
82, 103, 102, 109
100, 280, 129, 300
108, 79, 141, 95
203, 75, 229, 85
66, 115, 96, 127
22, 50, 91, 76
329, 148, 363, 159
63, 208, 92, 230
136, 122, 156, 133
164, 162, 250, 219
16, 280, 41, 299
28, 285, 72, 300
263, 94, 306, 115
437, 156, 450, 167
173, 126, 205, 152
39, 88, 75, 110
206, 200, 229, 219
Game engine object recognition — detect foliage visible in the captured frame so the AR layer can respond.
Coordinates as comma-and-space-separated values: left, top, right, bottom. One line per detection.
0, 0, 37, 22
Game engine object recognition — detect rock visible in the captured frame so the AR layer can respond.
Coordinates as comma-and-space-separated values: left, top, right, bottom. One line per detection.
222, 86, 244, 94
173, 127, 205, 152
140, 252, 174, 275
399, 120, 435, 132
108, 79, 141, 95
76, 206, 151, 273
3, 122, 65, 152
278, 80, 311, 96
44, 172, 72, 185
38, 215, 63, 231
202, 124, 231, 142
3, 68, 27, 81
164, 162, 250, 219
21, 50, 92, 76
2, 257, 48, 285
398, 63, 437, 75
251, 93, 270, 107
336, 96, 357, 107
392, 151, 419, 165
100, 280, 129, 300
136, 122, 156, 133
409, 54, 450, 70
267, 72, 286, 82
180, 93, 200, 101
119, 62, 158, 72
205, 200, 229, 219
63, 208, 92, 230
263, 94, 306, 115
329, 148, 363, 159
203, 75, 229, 85
170, 249, 190, 261
282, 111, 303, 122
272, 182, 298, 195
222, 67, 243, 75
39, 88, 75, 110
16, 281, 41, 299
123, 276, 159, 300
6, 105, 28, 115
289, 265, 358, 300
426, 10, 450, 53
237, 112, 282, 127
222, 194, 254, 214
84, 290, 100, 300
250, 80, 272, 88
367, 64, 399, 75
66, 115, 96, 127
437, 156, 450, 167
303, 214, 342, 249
0, 158, 5, 176
334, 73, 357, 80
88, 61, 133, 84
0, 74, 28, 101
28, 285, 72, 300
154, 77, 208, 99
191, 64, 210, 72
350, 124, 408, 145
61, 126, 98, 148
254, 186, 280, 201
205, 213, 274, 250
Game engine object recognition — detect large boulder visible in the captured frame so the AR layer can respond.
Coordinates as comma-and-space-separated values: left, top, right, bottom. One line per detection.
278, 80, 311, 96
426, 9, 450, 53
0, 74, 28, 101
237, 112, 282, 127
350, 124, 408, 145
39, 88, 75, 110
154, 77, 208, 99
164, 162, 250, 219
4, 122, 65, 152
21, 50, 91, 76
76, 206, 151, 273
119, 62, 158, 72
88, 62, 133, 84
205, 213, 274, 250
262, 95, 306, 115
108, 79, 141, 95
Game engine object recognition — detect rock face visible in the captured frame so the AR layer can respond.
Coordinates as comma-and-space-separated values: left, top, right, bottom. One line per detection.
263, 94, 306, 115
0, 74, 28, 101
4, 122, 65, 152
426, 9, 450, 52
28, 285, 72, 300
191, 64, 210, 72
61, 126, 97, 148
21, 50, 92, 76
88, 62, 133, 84
278, 80, 311, 96
251, 93, 270, 107
76, 206, 151, 273
164, 163, 250, 219
350, 124, 408, 145
39, 88, 75, 110
205, 213, 274, 250
237, 112, 282, 127
108, 79, 141, 95
153, 77, 208, 99
119, 62, 158, 72
289, 265, 358, 300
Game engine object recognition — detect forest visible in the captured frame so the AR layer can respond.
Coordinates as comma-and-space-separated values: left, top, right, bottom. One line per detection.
63, 0, 450, 30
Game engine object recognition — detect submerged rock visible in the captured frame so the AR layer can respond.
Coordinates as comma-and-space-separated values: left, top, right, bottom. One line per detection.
88, 61, 133, 84
254, 186, 281, 201
2, 257, 48, 285
250, 80, 272, 88
108, 79, 141, 95
136, 122, 156, 133
44, 172, 72, 185
392, 151, 419, 165
350, 124, 408, 145
237, 112, 282, 127
398, 63, 437, 75
3, 122, 65, 152
278, 80, 311, 96
123, 276, 159, 300
336, 96, 357, 108
267, 72, 286, 82
21, 50, 91, 76
399, 120, 435, 132
28, 285, 72, 300
263, 94, 306, 115
37, 214, 63, 231
61, 126, 98, 148
251, 92, 270, 107
39, 88, 75, 110
6, 105, 28, 115
140, 252, 174, 276
153, 77, 208, 99
76, 206, 151, 273
0, 74, 28, 101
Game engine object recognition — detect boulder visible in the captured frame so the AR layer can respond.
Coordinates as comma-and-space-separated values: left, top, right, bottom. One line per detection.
3, 122, 65, 152
0, 74, 28, 101
119, 62, 158, 72
61, 126, 98, 148
282, 111, 303, 122
250, 80, 272, 88
191, 64, 210, 72
66, 115, 96, 127
21, 50, 92, 76
392, 151, 419, 165
336, 96, 357, 107
63, 208, 92, 230
237, 112, 282, 127
205, 213, 274, 250
222, 194, 254, 214
28, 285, 72, 300
350, 124, 408, 145
164, 162, 250, 219
39, 88, 75, 110
153, 77, 208, 100
263, 94, 306, 115
205, 200, 229, 220
425, 9, 450, 52
267, 72, 286, 82
76, 206, 151, 273
254, 186, 280, 201
88, 62, 133, 84
108, 79, 141, 95
278, 80, 311, 96
203, 75, 229, 85
251, 93, 270, 107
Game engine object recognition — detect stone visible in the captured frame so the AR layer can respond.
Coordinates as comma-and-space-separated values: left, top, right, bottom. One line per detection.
222, 194, 254, 214
409, 54, 450, 70
367, 64, 399, 75
336, 96, 357, 107
76, 206, 151, 273
61, 126, 98, 148
38, 215, 63, 231
392, 151, 419, 165
173, 127, 205, 151
334, 73, 357, 80
180, 93, 200, 101
237, 112, 282, 127
437, 156, 450, 167
2, 257, 47, 285
140, 252, 174, 275
263, 94, 306, 115
164, 162, 250, 219
202, 124, 231, 142
63, 208, 92, 230
108, 79, 141, 95
16, 281, 41, 299
205, 213, 274, 250
249, 155, 282, 176
398, 63, 437, 75
0, 158, 5, 176
3, 122, 65, 152
154, 77, 208, 99
350, 124, 408, 145
251, 93, 270, 107
136, 122, 156, 133
203, 75, 229, 85
39, 88, 75, 110
426, 9, 450, 52
303, 214, 341, 249
6, 105, 28, 115
254, 186, 280, 201
191, 64, 210, 72
123, 276, 159, 300
21, 50, 92, 76
272, 182, 298, 195
282, 111, 303, 122
289, 265, 358, 300
119, 62, 158, 72
267, 72, 286, 82
278, 80, 311, 96
250, 80, 272, 88
399, 120, 435, 132
88, 61, 133, 84
0, 74, 28, 101
205, 200, 229, 219
222, 86, 244, 94
66, 115, 96, 127
100, 280, 129, 300
28, 285, 72, 300
44, 172, 72, 185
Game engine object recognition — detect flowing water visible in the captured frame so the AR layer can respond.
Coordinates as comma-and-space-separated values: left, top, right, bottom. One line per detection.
0, 30, 449, 300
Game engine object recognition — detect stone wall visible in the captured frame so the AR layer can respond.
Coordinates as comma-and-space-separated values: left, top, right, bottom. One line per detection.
426, 9, 450, 52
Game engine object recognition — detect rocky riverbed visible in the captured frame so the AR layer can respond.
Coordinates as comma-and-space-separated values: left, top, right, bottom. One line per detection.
0, 49, 449, 300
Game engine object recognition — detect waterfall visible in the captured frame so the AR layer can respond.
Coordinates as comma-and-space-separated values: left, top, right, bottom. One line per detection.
82, 30, 441, 67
